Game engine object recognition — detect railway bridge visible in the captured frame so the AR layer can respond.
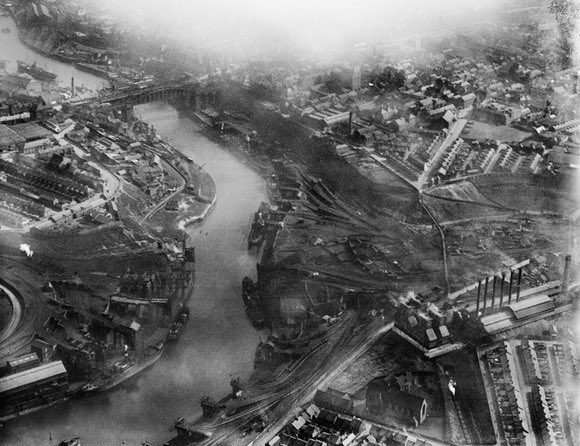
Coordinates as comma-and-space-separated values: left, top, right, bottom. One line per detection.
76, 78, 222, 119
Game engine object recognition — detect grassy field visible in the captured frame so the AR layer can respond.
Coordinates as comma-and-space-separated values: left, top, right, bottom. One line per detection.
460, 120, 531, 142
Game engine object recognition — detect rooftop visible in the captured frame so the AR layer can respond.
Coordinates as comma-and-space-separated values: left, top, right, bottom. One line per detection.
0, 124, 26, 148
0, 361, 67, 394
10, 122, 52, 141
508, 294, 555, 320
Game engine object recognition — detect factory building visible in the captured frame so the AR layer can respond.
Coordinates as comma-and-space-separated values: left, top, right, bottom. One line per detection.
0, 124, 26, 152
366, 377, 428, 427
394, 296, 452, 350
0, 360, 69, 420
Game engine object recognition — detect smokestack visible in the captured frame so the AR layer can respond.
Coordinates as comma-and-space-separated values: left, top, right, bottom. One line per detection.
490, 275, 497, 313
483, 277, 488, 315
562, 254, 572, 293
516, 268, 522, 302
476, 280, 481, 315
71, 76, 75, 97
499, 272, 505, 308
348, 111, 353, 136
508, 270, 514, 305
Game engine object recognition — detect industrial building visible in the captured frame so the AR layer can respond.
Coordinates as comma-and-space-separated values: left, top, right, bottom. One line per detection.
394, 295, 452, 350
366, 378, 428, 427
479, 294, 556, 335
0, 124, 26, 152
0, 360, 69, 420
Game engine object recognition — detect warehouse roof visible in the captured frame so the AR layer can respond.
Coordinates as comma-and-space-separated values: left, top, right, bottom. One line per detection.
508, 294, 554, 320
0, 361, 67, 394
11, 122, 52, 141
480, 311, 513, 334
0, 124, 25, 148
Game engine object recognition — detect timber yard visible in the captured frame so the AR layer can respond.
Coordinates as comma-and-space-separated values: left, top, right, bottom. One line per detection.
0, 1, 579, 446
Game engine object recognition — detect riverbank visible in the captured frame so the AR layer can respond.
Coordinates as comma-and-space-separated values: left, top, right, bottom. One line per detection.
186, 107, 275, 179
130, 119, 218, 239
6, 6, 79, 66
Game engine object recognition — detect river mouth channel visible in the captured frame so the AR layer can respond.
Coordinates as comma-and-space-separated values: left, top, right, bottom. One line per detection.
0, 101, 267, 446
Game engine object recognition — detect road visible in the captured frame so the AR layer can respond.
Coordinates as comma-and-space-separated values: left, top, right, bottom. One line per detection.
0, 280, 22, 345
417, 119, 467, 190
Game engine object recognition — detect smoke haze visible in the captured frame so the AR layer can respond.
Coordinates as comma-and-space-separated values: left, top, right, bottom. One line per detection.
82, 0, 519, 60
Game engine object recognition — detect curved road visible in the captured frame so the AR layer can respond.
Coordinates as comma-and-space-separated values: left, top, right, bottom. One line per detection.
0, 280, 22, 345
0, 255, 55, 362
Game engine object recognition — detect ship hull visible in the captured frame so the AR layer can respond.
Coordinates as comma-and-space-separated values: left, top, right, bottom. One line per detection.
17, 60, 57, 81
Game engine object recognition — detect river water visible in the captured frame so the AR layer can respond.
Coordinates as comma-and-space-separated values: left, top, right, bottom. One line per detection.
0, 20, 267, 446
0, 15, 108, 92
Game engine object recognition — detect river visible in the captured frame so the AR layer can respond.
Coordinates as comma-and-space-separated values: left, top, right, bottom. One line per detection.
0, 15, 108, 92
0, 21, 268, 446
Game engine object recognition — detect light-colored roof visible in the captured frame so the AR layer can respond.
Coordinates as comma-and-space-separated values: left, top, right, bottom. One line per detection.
481, 311, 511, 326
508, 295, 554, 320
0, 361, 67, 394
426, 328, 437, 341
129, 320, 141, 331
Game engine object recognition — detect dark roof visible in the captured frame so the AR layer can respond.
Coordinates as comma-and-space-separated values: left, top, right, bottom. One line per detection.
10, 122, 52, 141
0, 124, 25, 147
314, 389, 353, 413
367, 379, 426, 414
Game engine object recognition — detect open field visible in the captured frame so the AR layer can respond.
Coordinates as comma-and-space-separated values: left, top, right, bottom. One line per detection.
460, 120, 531, 142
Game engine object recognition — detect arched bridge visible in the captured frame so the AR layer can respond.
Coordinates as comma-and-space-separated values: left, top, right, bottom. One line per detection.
104, 80, 221, 110
74, 78, 222, 111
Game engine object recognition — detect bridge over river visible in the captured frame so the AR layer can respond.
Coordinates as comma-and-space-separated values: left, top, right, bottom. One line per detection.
74, 77, 222, 114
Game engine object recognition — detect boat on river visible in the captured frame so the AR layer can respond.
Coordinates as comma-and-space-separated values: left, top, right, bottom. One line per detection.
17, 60, 57, 81
248, 202, 269, 249
167, 306, 190, 342
58, 437, 80, 446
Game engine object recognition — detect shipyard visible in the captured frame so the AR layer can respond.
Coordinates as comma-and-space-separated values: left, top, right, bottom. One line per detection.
0, 0, 579, 446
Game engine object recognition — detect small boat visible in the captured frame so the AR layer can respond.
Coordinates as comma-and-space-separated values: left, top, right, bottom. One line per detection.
80, 382, 99, 394
58, 437, 80, 446
167, 307, 189, 342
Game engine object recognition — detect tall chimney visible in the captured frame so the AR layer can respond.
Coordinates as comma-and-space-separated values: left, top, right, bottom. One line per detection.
483, 277, 489, 315
490, 275, 497, 313
348, 111, 353, 136
508, 270, 514, 305
562, 254, 572, 293
499, 272, 505, 308
476, 280, 481, 315
516, 268, 523, 302
71, 76, 75, 97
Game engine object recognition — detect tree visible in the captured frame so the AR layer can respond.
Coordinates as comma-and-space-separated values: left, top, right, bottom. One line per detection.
549, 0, 580, 68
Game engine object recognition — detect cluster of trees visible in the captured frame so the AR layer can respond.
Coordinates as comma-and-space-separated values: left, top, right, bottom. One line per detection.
248, 79, 280, 102
549, 0, 580, 68
369, 66, 405, 92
